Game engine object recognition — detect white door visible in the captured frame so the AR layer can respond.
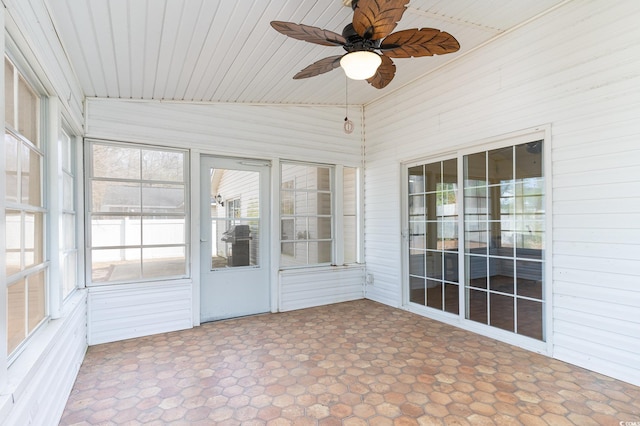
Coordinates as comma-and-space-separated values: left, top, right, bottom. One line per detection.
200, 156, 270, 322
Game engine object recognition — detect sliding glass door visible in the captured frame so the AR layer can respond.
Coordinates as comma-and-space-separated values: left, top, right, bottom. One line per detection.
405, 139, 545, 341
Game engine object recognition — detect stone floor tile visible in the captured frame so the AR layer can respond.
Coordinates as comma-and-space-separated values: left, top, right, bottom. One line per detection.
59, 300, 640, 426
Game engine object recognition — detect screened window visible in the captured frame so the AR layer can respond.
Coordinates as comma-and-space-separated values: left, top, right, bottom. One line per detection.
5, 56, 46, 356
280, 163, 333, 267
60, 128, 78, 298
86, 141, 189, 284
343, 167, 359, 264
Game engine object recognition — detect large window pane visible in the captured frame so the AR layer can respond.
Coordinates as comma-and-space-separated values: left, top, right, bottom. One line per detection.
488, 146, 513, 184
490, 293, 514, 332
6, 209, 21, 276
464, 152, 486, 186
408, 166, 424, 194
92, 215, 141, 247
425, 162, 440, 193
7, 280, 26, 354
426, 280, 443, 310
28, 270, 46, 332
409, 249, 425, 277
517, 299, 543, 340
24, 212, 44, 268
516, 141, 543, 179
22, 143, 41, 206
410, 276, 426, 306
87, 142, 188, 284
63, 173, 74, 211
92, 144, 141, 179
91, 248, 140, 283
280, 163, 334, 267
62, 252, 77, 297
5, 133, 19, 202
18, 75, 38, 145
142, 149, 184, 181
141, 184, 185, 213
516, 260, 543, 299
143, 217, 186, 245
5, 58, 15, 127
91, 180, 141, 213
343, 168, 358, 263
142, 247, 186, 279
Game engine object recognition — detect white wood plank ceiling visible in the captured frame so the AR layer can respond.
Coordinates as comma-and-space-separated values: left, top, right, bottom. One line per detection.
46, 0, 568, 105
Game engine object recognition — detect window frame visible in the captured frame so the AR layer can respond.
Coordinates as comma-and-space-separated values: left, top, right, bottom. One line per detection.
84, 139, 190, 286
402, 126, 552, 354
279, 161, 335, 268
278, 161, 362, 269
4, 54, 48, 361
59, 125, 81, 300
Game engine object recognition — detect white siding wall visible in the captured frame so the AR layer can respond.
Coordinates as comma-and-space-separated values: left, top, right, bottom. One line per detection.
280, 265, 365, 312
86, 99, 363, 166
86, 99, 365, 329
88, 282, 192, 345
1, 293, 87, 426
364, 0, 640, 386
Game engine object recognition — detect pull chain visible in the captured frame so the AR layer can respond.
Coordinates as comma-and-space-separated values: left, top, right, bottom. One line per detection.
344, 76, 354, 134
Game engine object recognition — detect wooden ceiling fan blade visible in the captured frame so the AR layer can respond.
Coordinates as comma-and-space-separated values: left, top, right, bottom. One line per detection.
352, 0, 410, 40
270, 21, 347, 46
367, 55, 395, 89
293, 55, 344, 79
380, 28, 460, 58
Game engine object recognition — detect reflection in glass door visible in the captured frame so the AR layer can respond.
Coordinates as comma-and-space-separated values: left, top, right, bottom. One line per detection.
210, 170, 260, 269
407, 159, 460, 314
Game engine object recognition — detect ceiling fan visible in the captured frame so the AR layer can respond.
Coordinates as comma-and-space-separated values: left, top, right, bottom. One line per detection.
271, 0, 460, 89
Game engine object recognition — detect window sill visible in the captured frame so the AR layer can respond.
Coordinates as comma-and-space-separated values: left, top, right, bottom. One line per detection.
279, 263, 365, 275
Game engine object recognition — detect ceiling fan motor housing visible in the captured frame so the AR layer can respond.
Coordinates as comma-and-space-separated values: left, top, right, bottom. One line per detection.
342, 23, 380, 53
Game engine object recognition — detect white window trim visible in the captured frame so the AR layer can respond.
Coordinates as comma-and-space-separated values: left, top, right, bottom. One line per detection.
278, 160, 335, 269
278, 161, 363, 269
84, 139, 191, 286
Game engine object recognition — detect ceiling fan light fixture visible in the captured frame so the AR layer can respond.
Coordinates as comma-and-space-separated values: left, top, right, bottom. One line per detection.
340, 51, 382, 80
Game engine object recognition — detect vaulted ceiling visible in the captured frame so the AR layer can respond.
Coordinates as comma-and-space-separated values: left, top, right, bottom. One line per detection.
47, 0, 567, 106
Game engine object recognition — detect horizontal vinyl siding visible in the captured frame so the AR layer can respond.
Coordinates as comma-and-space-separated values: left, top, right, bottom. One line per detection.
86, 99, 365, 328
279, 265, 365, 312
364, 0, 640, 385
86, 99, 363, 166
362, 157, 403, 307
88, 281, 192, 345
2, 293, 87, 426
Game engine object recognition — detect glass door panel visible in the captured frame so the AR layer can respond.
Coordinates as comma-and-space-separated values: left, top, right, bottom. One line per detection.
407, 159, 459, 315
463, 140, 545, 341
